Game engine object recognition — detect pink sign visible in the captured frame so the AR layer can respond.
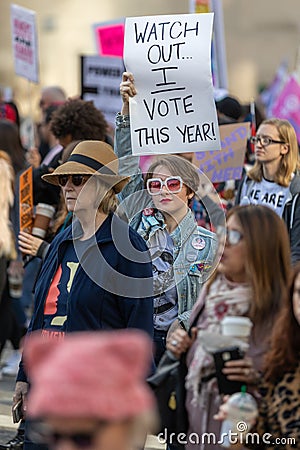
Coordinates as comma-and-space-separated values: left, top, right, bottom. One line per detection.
10, 4, 39, 83
94, 23, 124, 58
271, 75, 300, 142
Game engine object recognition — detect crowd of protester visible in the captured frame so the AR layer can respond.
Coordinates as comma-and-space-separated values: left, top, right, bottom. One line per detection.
0, 62, 299, 450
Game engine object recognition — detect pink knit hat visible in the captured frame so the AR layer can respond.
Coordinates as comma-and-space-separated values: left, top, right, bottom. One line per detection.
24, 330, 155, 420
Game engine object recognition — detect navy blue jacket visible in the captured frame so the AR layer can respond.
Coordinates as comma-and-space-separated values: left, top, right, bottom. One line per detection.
17, 213, 154, 382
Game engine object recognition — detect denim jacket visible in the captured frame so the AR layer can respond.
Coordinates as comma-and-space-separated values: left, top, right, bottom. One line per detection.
115, 113, 218, 329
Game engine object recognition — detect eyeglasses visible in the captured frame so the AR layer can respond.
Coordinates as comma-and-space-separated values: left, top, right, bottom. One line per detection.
216, 226, 244, 246
250, 135, 286, 147
29, 422, 103, 448
58, 175, 89, 187
146, 176, 183, 195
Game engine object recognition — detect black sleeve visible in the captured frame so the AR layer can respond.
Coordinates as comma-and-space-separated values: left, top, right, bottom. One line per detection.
235, 171, 248, 205
288, 195, 300, 264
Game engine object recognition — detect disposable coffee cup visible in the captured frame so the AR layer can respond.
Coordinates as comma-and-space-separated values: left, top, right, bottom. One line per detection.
32, 203, 56, 238
221, 391, 258, 447
8, 274, 23, 298
221, 316, 253, 340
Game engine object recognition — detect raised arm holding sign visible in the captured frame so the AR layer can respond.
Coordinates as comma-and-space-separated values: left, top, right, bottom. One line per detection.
114, 72, 222, 365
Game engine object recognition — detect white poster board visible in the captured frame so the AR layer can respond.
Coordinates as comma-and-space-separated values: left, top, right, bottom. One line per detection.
81, 55, 124, 126
124, 13, 220, 155
10, 4, 39, 83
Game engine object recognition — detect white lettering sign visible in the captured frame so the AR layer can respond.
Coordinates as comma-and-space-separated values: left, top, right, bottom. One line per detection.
124, 13, 220, 155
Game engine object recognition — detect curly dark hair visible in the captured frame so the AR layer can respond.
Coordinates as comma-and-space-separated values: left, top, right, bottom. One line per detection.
50, 99, 108, 141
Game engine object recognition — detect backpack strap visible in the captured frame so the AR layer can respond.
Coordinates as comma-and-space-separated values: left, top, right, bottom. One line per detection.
288, 193, 300, 231
235, 174, 254, 205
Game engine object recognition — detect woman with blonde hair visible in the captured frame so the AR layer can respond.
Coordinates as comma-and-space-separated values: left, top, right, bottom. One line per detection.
0, 150, 15, 291
0, 151, 18, 377
13, 140, 155, 450
0, 151, 15, 262
235, 118, 300, 217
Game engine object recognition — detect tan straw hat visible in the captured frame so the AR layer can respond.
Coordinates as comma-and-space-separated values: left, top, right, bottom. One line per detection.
42, 140, 129, 193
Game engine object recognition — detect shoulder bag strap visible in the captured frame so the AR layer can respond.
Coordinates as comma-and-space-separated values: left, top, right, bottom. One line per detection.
187, 303, 205, 337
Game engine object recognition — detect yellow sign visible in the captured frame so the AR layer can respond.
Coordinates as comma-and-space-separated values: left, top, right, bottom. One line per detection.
194, 0, 210, 13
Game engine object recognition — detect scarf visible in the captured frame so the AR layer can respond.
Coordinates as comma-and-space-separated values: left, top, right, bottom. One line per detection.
186, 273, 253, 405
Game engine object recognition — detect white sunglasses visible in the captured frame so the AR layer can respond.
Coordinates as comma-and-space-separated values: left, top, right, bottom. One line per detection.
146, 176, 183, 195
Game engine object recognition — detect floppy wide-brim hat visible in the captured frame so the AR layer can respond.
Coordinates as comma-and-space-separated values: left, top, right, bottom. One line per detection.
42, 140, 129, 193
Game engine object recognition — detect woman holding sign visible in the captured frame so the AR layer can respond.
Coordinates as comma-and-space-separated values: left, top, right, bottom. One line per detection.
115, 72, 219, 364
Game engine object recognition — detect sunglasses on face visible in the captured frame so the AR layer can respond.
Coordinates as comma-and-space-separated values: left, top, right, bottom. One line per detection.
58, 175, 89, 187
216, 226, 244, 246
29, 422, 103, 448
250, 135, 286, 147
146, 176, 183, 195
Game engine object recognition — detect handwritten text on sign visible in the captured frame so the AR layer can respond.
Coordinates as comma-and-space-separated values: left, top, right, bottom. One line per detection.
10, 4, 39, 83
124, 14, 220, 155
192, 122, 250, 183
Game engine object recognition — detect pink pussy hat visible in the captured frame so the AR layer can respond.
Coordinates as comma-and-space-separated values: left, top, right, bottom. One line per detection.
24, 330, 155, 420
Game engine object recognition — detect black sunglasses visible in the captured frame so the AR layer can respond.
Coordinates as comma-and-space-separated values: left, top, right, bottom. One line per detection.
29, 422, 103, 448
58, 175, 88, 187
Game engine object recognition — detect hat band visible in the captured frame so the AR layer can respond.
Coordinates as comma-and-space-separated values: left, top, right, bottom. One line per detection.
68, 154, 116, 175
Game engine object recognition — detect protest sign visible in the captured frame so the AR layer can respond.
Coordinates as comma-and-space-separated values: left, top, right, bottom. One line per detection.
192, 122, 249, 183
19, 166, 33, 232
93, 20, 124, 58
124, 13, 220, 155
81, 55, 124, 125
190, 0, 210, 13
10, 4, 39, 83
271, 75, 300, 143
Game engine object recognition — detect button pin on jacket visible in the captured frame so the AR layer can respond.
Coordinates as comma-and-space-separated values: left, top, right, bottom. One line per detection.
192, 237, 206, 250
187, 252, 197, 262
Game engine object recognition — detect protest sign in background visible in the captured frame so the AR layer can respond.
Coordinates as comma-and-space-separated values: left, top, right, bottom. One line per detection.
81, 55, 124, 125
124, 13, 220, 155
19, 166, 33, 232
192, 122, 249, 182
189, 0, 228, 90
93, 20, 124, 58
271, 75, 300, 143
10, 4, 39, 83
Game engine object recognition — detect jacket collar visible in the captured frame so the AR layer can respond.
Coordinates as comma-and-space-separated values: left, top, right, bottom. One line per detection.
170, 208, 197, 246
63, 213, 113, 245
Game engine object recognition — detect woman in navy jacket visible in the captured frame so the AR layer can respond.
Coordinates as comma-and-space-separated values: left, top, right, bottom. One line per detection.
13, 140, 154, 450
